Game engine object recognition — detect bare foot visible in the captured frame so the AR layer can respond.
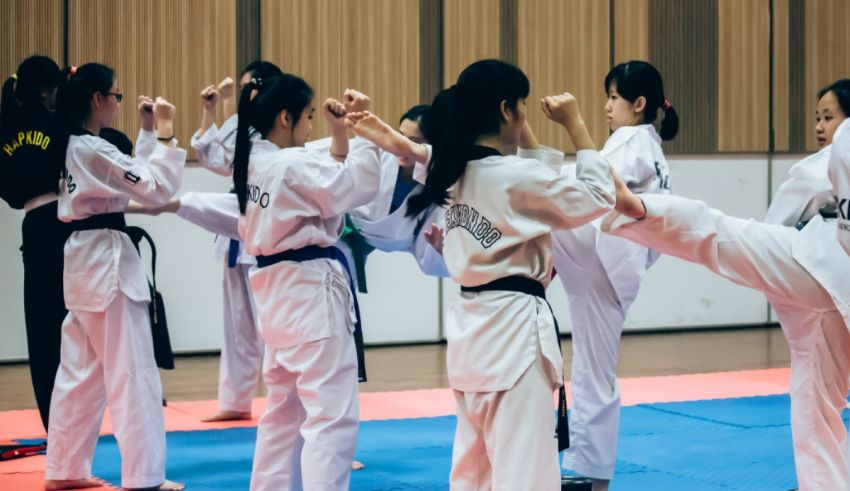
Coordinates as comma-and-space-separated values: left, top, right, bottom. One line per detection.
44, 478, 103, 490
201, 410, 252, 422
612, 170, 646, 219
348, 112, 414, 159
126, 480, 185, 491
352, 460, 365, 471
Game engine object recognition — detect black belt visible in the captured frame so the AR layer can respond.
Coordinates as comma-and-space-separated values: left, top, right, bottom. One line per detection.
461, 275, 569, 453
69, 212, 127, 232
256, 245, 367, 382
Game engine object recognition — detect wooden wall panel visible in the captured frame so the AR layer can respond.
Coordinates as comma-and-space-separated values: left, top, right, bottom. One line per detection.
0, 0, 64, 81
717, 0, 770, 151
650, 0, 718, 154
262, 0, 421, 140
804, 0, 850, 151
443, 0, 500, 86
518, 0, 610, 153
773, 0, 790, 152
67, 0, 237, 159
613, 0, 649, 64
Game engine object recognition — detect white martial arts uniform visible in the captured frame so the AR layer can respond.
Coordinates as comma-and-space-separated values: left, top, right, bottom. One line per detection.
437, 145, 614, 491
192, 117, 264, 414
46, 129, 186, 488
602, 185, 850, 491
554, 124, 670, 480
828, 118, 850, 256
239, 138, 381, 491
765, 145, 834, 227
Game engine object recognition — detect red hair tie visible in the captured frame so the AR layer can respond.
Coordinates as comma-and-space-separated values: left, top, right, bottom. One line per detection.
663, 99, 671, 111
69, 66, 77, 76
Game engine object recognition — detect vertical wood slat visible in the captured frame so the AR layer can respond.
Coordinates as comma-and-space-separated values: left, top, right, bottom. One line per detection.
0, 0, 64, 81
443, 0, 500, 86
717, 0, 770, 151
773, 0, 790, 152
67, 0, 237, 159
613, 0, 649, 64
518, 0, 610, 153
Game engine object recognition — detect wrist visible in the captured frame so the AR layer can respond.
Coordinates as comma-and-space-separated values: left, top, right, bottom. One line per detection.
156, 121, 174, 139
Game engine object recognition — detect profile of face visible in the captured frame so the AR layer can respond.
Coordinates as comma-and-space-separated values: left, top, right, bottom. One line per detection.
43, 86, 58, 111
500, 98, 527, 146
605, 82, 645, 132
815, 90, 847, 148
279, 103, 314, 147
92, 80, 121, 128
398, 118, 425, 165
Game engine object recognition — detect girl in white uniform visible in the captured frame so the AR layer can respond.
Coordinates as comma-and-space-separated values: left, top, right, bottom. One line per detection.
604, 120, 850, 490
191, 61, 283, 422
349, 59, 616, 490
554, 61, 676, 491
766, 80, 849, 228
45, 63, 186, 491
231, 74, 381, 490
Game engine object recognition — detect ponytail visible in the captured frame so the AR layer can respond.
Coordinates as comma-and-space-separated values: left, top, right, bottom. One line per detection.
407, 59, 529, 217
0, 76, 17, 134
605, 60, 679, 141
1, 55, 61, 137
232, 73, 313, 214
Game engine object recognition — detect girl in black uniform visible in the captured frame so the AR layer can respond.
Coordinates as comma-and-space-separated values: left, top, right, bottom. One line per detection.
0, 55, 66, 432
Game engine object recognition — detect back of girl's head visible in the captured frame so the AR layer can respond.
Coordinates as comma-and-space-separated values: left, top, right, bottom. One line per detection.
818, 79, 850, 117
1, 55, 62, 133
399, 104, 430, 126
241, 60, 283, 82
232, 73, 313, 213
604, 60, 679, 140
409, 59, 529, 216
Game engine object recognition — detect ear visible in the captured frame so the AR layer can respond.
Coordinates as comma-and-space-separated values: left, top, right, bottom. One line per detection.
278, 109, 291, 129
499, 100, 512, 123
633, 95, 647, 114
91, 91, 103, 110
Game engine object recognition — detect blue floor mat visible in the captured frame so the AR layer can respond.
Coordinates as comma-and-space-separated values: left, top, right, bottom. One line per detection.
84, 394, 847, 490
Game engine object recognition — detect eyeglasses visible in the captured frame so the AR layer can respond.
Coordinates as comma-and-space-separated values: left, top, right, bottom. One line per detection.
102, 92, 123, 103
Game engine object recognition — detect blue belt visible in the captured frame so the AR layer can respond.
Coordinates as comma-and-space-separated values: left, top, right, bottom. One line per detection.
256, 245, 367, 382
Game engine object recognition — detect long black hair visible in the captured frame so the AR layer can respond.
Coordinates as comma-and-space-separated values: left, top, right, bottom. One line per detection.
604, 60, 679, 141
233, 73, 313, 214
818, 79, 850, 118
407, 59, 529, 217
241, 60, 283, 82
1, 55, 62, 136
53, 63, 115, 178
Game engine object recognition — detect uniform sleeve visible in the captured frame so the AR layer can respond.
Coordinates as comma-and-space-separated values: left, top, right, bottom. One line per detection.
284, 140, 383, 218
81, 137, 186, 207
602, 194, 833, 310
412, 144, 433, 185
605, 138, 657, 193
176, 191, 240, 240
134, 128, 158, 161
507, 149, 615, 230
517, 145, 565, 168
829, 121, 850, 256
191, 123, 233, 177
765, 162, 828, 227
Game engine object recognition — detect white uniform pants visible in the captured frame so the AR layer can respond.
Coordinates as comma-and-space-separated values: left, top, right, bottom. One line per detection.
45, 293, 166, 489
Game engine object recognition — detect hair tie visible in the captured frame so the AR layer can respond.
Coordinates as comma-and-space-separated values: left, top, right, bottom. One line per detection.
69, 66, 78, 77
11, 73, 17, 80
251, 77, 263, 88
663, 99, 671, 111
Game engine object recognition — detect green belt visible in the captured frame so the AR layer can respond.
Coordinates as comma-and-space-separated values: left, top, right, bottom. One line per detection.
340, 214, 375, 294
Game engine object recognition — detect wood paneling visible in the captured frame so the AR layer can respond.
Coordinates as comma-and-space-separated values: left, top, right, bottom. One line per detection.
718, 0, 770, 151
518, 0, 610, 153
443, 0, 500, 86
803, 0, 850, 151
773, 0, 790, 152
650, 0, 718, 154
262, 0, 421, 139
613, 0, 649, 64
0, 0, 64, 80
67, 0, 237, 159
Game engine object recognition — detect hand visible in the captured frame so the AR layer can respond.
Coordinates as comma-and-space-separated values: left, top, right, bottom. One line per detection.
323, 98, 348, 131
541, 92, 582, 128
613, 169, 646, 219
424, 223, 445, 255
217, 77, 236, 100
138, 95, 155, 131
200, 85, 219, 111
343, 88, 371, 113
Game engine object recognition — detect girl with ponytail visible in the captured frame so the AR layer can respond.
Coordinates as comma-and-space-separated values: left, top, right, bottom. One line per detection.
46, 62, 186, 491
0, 55, 66, 435
229, 73, 382, 490
555, 59, 677, 490
347, 59, 616, 489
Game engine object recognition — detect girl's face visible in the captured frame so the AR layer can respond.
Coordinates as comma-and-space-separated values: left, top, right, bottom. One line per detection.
605, 82, 644, 132
398, 118, 425, 166
500, 98, 527, 146
815, 90, 846, 148
92, 80, 120, 128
